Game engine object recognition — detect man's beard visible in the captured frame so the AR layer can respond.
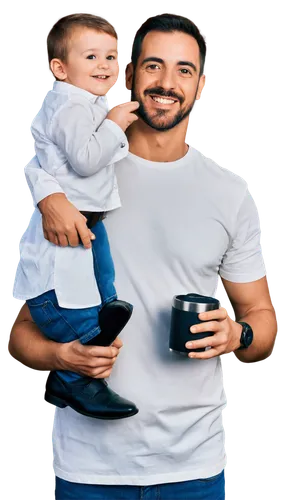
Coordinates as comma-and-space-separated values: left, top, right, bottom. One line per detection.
131, 84, 198, 131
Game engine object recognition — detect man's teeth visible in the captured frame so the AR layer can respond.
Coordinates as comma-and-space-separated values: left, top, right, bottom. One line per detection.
151, 96, 176, 104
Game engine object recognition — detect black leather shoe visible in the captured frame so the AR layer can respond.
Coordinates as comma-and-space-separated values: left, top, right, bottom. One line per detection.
86, 300, 133, 346
45, 372, 139, 419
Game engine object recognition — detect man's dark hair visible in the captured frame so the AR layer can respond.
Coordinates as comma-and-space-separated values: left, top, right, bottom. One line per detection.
131, 13, 206, 76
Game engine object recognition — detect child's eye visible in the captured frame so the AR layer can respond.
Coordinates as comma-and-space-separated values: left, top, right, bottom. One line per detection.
86, 55, 96, 60
107, 55, 115, 60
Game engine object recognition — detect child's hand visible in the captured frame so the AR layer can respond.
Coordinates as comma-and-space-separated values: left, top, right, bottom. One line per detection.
107, 101, 139, 132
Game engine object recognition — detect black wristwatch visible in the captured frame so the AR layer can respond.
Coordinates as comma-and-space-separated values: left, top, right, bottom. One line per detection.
237, 322, 254, 349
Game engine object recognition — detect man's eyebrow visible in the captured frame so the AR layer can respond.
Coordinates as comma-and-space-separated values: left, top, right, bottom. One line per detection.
178, 61, 197, 73
141, 57, 197, 73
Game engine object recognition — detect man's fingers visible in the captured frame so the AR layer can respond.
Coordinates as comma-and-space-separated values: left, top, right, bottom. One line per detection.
76, 343, 119, 359
57, 234, 69, 247
86, 345, 119, 359
92, 368, 112, 379
75, 219, 92, 249
87, 355, 117, 368
111, 337, 123, 349
66, 230, 80, 247
46, 231, 59, 246
89, 230, 96, 241
190, 321, 219, 334
87, 358, 117, 378
44, 228, 60, 246
188, 347, 221, 360
186, 338, 215, 350
198, 307, 228, 322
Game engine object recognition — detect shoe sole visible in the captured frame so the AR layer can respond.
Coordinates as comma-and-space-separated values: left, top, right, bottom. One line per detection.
44, 391, 139, 420
87, 302, 132, 347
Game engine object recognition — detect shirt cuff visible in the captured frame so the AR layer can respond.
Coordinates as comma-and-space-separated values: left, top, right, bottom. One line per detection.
101, 118, 128, 148
29, 179, 64, 206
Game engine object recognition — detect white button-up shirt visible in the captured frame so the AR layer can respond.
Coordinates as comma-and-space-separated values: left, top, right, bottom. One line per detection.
13, 81, 128, 308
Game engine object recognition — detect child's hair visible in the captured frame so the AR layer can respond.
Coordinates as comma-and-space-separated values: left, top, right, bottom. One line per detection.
47, 13, 118, 63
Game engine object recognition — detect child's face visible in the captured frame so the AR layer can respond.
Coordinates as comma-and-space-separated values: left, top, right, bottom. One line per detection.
56, 28, 119, 95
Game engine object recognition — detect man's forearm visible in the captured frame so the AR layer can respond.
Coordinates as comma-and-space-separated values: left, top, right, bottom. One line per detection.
9, 311, 62, 371
234, 308, 277, 363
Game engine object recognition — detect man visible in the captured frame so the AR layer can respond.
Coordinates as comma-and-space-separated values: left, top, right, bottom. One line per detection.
9, 13, 277, 500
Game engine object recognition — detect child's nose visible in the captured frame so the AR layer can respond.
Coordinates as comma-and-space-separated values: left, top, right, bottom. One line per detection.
97, 59, 109, 70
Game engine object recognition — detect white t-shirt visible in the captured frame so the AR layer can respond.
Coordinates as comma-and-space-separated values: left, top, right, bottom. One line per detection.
51, 147, 265, 485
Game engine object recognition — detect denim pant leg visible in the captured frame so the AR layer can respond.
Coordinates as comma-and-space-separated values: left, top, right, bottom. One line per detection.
27, 289, 102, 346
91, 220, 117, 306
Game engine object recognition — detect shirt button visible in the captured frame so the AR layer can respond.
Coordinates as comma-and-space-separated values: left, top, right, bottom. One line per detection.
120, 142, 126, 148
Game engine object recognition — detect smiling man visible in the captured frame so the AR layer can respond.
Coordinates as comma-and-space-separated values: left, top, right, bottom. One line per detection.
131, 31, 203, 131
9, 13, 277, 500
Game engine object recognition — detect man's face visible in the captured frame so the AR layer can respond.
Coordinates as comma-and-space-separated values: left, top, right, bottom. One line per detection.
128, 31, 205, 131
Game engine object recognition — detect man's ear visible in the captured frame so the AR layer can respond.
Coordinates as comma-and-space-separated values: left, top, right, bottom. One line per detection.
195, 74, 206, 101
125, 62, 134, 90
50, 58, 67, 81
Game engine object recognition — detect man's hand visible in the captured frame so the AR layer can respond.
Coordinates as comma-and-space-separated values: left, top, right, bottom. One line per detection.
9, 304, 123, 377
185, 307, 242, 359
38, 193, 95, 249
56, 336, 123, 379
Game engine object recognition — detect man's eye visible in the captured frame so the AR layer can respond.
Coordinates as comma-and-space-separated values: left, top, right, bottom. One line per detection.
180, 68, 192, 76
146, 64, 160, 71
87, 55, 96, 60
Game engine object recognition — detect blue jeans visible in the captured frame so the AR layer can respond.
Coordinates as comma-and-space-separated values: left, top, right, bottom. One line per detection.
27, 221, 117, 346
55, 471, 225, 499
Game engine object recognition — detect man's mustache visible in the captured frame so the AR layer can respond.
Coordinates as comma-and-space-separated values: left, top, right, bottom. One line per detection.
144, 87, 184, 104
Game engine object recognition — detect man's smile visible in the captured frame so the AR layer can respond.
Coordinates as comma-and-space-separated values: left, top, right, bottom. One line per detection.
147, 94, 180, 108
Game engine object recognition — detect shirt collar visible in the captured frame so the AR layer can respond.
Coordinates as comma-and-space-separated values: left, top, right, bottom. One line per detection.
53, 81, 105, 105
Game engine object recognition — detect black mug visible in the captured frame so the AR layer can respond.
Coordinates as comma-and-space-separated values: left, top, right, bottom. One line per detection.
169, 293, 220, 354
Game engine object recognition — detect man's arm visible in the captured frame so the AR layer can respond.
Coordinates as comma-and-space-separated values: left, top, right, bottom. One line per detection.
222, 276, 277, 362
219, 189, 277, 362
9, 304, 62, 371
185, 276, 277, 362
8, 304, 122, 378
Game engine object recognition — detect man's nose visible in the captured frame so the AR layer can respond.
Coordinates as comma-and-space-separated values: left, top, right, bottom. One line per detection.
157, 68, 177, 90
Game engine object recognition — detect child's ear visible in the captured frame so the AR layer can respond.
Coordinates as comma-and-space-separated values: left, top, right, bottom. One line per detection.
50, 59, 67, 81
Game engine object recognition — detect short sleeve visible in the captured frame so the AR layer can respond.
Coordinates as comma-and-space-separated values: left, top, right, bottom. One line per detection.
219, 189, 266, 282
